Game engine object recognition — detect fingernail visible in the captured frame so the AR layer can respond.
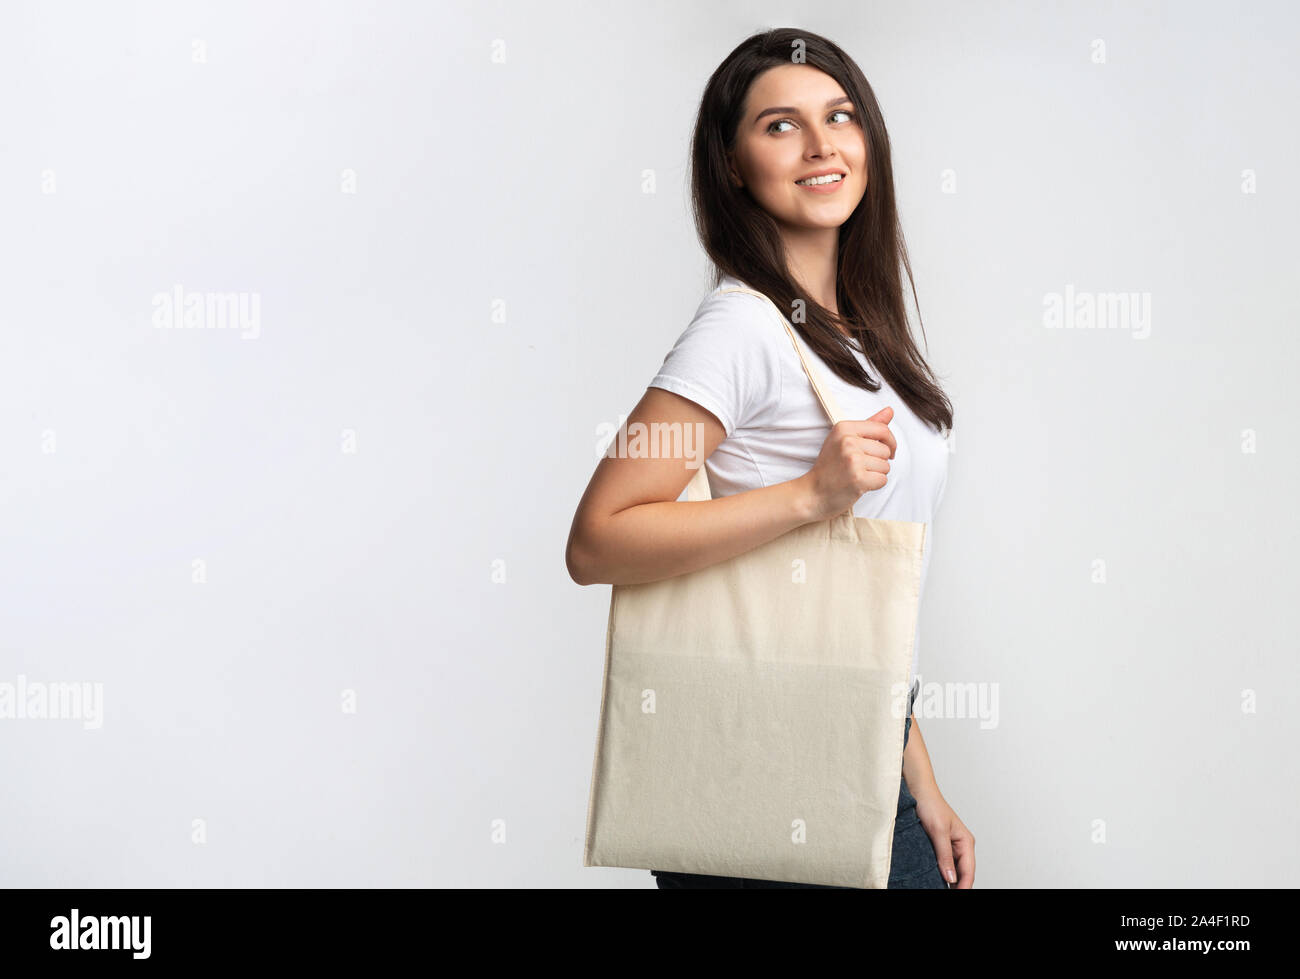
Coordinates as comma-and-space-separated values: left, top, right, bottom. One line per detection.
946, 869, 956, 883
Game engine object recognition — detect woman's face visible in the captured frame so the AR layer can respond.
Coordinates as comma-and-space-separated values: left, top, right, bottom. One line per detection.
728, 64, 868, 232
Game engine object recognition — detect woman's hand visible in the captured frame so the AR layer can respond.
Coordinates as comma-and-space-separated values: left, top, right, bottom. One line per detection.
912, 785, 976, 888
799, 407, 897, 522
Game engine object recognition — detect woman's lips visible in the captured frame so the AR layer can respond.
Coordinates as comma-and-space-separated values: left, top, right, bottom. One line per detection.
795, 174, 847, 194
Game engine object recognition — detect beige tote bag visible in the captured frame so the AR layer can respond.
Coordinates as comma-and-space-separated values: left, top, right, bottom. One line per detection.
583, 285, 928, 888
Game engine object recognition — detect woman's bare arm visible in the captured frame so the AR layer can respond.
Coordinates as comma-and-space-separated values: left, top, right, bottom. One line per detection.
903, 713, 976, 886
565, 389, 817, 585
564, 388, 896, 586
902, 715, 940, 799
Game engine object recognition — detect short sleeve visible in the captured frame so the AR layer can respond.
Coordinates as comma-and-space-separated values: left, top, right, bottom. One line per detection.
646, 291, 784, 438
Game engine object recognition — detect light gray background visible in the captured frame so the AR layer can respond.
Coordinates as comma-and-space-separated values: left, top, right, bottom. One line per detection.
1, 0, 1295, 887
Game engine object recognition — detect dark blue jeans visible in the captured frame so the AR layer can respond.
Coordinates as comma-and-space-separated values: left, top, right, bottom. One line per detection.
651, 690, 948, 889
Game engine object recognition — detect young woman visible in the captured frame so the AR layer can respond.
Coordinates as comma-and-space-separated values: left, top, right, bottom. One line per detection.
566, 28, 975, 889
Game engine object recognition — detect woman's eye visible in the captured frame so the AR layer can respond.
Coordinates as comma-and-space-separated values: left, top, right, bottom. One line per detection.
767, 110, 855, 134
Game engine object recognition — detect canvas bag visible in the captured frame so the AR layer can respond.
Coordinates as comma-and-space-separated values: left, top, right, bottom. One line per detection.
583, 285, 928, 888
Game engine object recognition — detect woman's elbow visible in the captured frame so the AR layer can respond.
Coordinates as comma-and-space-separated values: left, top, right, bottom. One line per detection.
566, 541, 590, 586
565, 530, 600, 586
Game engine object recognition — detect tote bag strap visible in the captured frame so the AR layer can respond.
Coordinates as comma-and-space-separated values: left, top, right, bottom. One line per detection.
684, 285, 855, 521
720, 286, 847, 425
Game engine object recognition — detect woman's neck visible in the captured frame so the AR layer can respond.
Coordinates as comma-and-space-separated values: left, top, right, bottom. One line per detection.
781, 228, 843, 325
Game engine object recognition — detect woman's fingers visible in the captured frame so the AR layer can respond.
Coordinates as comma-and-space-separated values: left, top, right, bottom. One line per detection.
951, 829, 976, 888
929, 827, 958, 887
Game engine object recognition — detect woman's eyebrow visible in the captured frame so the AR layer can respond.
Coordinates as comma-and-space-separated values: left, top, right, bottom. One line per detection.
753, 96, 853, 124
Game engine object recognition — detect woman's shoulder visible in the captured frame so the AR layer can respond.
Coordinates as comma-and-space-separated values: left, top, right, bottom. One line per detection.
688, 275, 784, 338
706, 273, 762, 305
649, 276, 789, 436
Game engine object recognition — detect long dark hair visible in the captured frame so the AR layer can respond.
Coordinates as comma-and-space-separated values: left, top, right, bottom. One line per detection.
690, 27, 952, 434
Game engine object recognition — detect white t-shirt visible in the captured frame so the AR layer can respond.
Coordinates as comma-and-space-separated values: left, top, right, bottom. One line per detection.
647, 274, 951, 693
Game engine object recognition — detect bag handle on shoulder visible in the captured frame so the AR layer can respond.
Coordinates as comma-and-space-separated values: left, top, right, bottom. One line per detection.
721, 286, 847, 426
684, 286, 855, 522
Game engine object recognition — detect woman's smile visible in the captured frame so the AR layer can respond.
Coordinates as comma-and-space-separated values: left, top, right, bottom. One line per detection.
794, 168, 848, 193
